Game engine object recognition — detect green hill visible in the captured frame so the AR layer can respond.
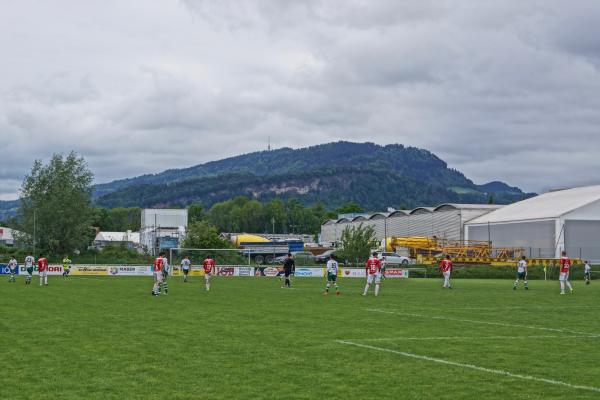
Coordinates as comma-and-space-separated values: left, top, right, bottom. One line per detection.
94, 142, 533, 211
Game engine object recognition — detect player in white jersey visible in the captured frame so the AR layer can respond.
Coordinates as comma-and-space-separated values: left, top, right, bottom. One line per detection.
160, 254, 170, 294
181, 256, 191, 282
324, 255, 340, 295
513, 256, 528, 290
7, 256, 17, 282
584, 261, 591, 285
24, 254, 35, 285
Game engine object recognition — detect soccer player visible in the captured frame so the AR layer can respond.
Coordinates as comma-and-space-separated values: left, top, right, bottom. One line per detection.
324, 255, 340, 295
362, 252, 382, 296
24, 253, 35, 285
38, 254, 49, 286
181, 255, 191, 282
203, 255, 215, 291
559, 251, 573, 295
513, 256, 528, 290
584, 261, 591, 285
62, 255, 72, 277
439, 255, 453, 289
161, 253, 170, 294
152, 252, 165, 296
7, 255, 17, 282
282, 253, 295, 289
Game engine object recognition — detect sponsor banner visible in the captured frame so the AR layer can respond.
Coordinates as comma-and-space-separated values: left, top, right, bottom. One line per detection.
0, 264, 17, 275
71, 265, 109, 276
215, 267, 236, 277
187, 266, 206, 277
293, 267, 325, 278
17, 265, 64, 275
262, 267, 281, 277
108, 265, 153, 276
238, 267, 255, 277
385, 268, 409, 279
341, 268, 366, 278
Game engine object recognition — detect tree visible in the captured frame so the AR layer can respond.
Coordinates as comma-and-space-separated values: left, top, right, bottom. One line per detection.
17, 152, 94, 255
188, 202, 204, 223
335, 202, 364, 215
92, 207, 140, 232
183, 220, 231, 249
336, 223, 378, 266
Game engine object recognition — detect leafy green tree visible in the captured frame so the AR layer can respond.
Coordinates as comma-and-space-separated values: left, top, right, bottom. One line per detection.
188, 202, 204, 223
17, 152, 94, 255
335, 202, 364, 215
336, 223, 378, 266
183, 220, 231, 249
92, 207, 140, 232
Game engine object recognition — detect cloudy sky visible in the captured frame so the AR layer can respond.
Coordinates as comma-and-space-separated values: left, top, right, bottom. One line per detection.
1, 0, 599, 199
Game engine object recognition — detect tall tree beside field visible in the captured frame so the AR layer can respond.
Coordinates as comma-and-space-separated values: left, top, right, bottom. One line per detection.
17, 152, 94, 255
336, 223, 378, 266
187, 202, 204, 223
183, 220, 232, 249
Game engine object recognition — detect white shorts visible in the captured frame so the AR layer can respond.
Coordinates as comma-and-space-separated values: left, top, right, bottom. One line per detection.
39, 271, 48, 277
205, 273, 211, 281
367, 273, 381, 284
443, 271, 451, 279
155, 272, 163, 283
559, 272, 569, 282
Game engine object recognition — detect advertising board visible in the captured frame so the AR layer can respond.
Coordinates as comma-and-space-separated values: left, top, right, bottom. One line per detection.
71, 265, 109, 276
385, 268, 409, 278
108, 265, 153, 276
0, 264, 14, 275
341, 268, 366, 278
293, 267, 325, 277
16, 265, 64, 276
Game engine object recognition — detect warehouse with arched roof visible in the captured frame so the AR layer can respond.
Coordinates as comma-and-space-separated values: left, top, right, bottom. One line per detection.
319, 203, 502, 245
465, 185, 600, 260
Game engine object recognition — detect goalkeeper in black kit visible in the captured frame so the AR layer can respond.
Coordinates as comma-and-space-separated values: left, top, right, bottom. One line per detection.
282, 253, 295, 288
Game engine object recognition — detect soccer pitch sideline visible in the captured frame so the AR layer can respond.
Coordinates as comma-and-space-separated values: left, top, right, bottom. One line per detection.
1, 277, 599, 400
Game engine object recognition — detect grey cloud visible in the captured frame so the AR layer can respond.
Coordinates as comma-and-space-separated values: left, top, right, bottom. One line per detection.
1, 0, 600, 199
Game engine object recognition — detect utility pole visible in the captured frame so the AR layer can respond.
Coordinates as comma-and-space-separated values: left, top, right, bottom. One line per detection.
33, 209, 36, 257
271, 216, 275, 264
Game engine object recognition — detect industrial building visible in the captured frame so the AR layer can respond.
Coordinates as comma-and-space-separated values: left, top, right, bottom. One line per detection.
320, 204, 501, 245
465, 185, 600, 261
140, 209, 188, 255
0, 227, 17, 246
91, 231, 141, 252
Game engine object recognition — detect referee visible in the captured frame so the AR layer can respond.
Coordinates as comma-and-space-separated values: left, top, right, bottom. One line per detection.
282, 253, 295, 288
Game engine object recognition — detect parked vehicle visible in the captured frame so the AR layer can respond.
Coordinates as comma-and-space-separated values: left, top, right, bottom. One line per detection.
315, 249, 339, 263
377, 252, 411, 265
274, 251, 316, 264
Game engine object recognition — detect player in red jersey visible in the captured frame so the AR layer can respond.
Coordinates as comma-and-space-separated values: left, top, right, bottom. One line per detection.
559, 251, 573, 295
38, 254, 49, 286
439, 255, 453, 289
203, 255, 215, 291
152, 252, 165, 296
362, 252, 382, 296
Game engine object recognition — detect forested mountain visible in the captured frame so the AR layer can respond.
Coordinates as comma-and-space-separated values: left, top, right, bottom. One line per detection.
94, 142, 534, 211
0, 200, 19, 222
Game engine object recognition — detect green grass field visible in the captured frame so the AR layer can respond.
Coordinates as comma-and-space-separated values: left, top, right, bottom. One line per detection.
2, 275, 599, 399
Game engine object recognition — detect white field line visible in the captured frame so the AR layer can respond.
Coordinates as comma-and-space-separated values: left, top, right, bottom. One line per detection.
367, 308, 600, 337
341, 335, 596, 342
410, 305, 600, 311
336, 340, 600, 394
